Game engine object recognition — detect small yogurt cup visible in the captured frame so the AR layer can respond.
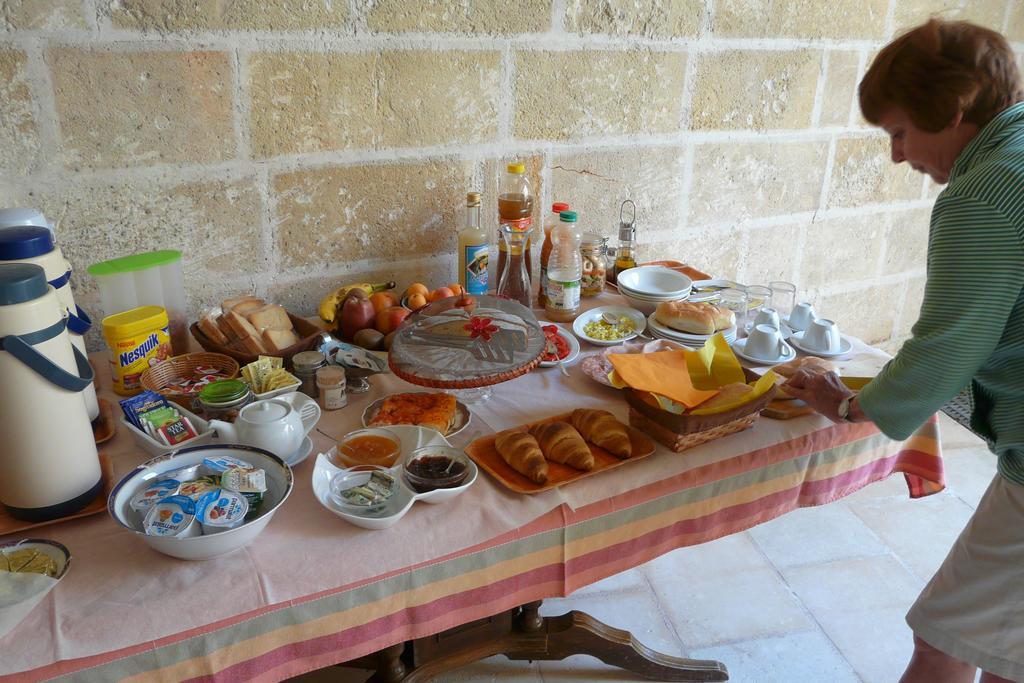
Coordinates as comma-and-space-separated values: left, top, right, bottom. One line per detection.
129, 478, 181, 513
143, 495, 200, 538
196, 489, 248, 534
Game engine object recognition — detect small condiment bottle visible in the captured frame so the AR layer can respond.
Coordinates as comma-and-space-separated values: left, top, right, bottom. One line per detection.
316, 366, 347, 410
292, 351, 327, 398
611, 199, 637, 284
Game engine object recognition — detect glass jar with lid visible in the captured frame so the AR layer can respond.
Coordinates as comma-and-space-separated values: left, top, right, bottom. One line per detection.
579, 233, 609, 297
196, 379, 252, 423
292, 350, 327, 398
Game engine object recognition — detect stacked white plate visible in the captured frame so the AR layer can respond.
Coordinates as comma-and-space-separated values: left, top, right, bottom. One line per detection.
646, 312, 737, 347
616, 266, 692, 315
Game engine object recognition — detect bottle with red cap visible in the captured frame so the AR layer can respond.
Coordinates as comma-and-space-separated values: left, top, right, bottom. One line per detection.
537, 201, 571, 307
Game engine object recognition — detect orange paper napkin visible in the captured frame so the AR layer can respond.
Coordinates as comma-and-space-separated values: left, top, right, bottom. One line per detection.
608, 349, 719, 408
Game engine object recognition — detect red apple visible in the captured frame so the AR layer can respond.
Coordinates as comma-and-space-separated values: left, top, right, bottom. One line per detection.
340, 293, 377, 340
375, 306, 411, 335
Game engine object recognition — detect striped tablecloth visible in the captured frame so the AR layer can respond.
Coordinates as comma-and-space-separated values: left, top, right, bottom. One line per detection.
0, 335, 943, 683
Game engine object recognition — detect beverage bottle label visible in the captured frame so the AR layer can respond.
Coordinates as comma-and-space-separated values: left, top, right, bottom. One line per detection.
539, 265, 548, 300
547, 278, 581, 310
464, 244, 489, 295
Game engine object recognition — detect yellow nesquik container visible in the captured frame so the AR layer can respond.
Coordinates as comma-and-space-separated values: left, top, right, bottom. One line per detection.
102, 305, 172, 395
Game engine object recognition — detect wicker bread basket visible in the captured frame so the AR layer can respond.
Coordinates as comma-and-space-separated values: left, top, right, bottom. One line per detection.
625, 368, 777, 452
190, 313, 323, 369
140, 352, 240, 408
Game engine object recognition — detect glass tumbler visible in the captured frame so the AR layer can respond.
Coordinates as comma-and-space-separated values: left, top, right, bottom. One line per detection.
718, 288, 749, 331
745, 285, 772, 328
769, 281, 797, 318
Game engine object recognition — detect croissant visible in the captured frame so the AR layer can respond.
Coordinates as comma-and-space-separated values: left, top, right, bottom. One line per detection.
529, 421, 594, 471
494, 430, 549, 484
570, 409, 632, 459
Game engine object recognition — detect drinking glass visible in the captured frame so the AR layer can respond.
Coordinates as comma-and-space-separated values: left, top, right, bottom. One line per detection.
769, 281, 797, 318
718, 288, 749, 331
745, 285, 772, 328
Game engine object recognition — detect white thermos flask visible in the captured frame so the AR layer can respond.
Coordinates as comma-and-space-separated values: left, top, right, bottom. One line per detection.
0, 221, 99, 420
0, 263, 102, 522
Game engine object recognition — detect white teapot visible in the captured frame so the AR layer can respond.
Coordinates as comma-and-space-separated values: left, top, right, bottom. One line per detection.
210, 393, 320, 460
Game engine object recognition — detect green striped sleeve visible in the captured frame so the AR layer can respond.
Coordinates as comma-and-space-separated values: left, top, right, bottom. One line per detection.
858, 194, 1024, 440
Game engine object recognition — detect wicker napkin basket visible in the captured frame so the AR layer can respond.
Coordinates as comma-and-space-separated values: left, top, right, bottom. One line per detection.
624, 368, 777, 452
190, 313, 323, 368
139, 352, 239, 408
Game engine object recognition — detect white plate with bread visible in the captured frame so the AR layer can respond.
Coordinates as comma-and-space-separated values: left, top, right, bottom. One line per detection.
646, 301, 737, 341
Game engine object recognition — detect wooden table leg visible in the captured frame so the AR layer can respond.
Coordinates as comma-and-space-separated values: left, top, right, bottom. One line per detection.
369, 600, 728, 682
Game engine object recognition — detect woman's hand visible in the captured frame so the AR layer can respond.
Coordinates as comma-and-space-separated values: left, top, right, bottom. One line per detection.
783, 370, 856, 422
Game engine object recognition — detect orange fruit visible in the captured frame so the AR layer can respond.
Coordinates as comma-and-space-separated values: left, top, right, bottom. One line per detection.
428, 287, 455, 303
407, 293, 427, 310
404, 282, 428, 299
369, 291, 399, 313
447, 283, 464, 296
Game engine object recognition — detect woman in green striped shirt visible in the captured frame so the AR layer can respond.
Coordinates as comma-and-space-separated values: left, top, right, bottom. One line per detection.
786, 19, 1024, 683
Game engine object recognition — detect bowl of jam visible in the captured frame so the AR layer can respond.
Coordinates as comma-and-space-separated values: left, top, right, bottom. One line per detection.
402, 446, 471, 494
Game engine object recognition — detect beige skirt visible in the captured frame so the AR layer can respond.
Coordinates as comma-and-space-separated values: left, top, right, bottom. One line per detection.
906, 474, 1024, 680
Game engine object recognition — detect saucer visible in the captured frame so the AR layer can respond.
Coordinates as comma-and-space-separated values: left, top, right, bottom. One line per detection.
789, 332, 853, 358
731, 337, 796, 365
284, 436, 314, 467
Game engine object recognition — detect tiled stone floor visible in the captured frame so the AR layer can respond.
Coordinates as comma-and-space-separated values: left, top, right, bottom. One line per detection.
295, 413, 992, 683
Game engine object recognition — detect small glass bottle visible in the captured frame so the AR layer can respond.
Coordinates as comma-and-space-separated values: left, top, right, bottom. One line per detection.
458, 192, 488, 295
316, 366, 347, 410
579, 233, 609, 297
613, 199, 637, 283
292, 351, 327, 398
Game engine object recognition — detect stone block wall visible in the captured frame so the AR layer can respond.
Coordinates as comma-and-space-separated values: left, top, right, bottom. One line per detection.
1, 0, 1019, 353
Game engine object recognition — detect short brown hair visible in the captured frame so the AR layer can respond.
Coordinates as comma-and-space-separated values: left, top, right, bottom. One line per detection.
859, 19, 1024, 132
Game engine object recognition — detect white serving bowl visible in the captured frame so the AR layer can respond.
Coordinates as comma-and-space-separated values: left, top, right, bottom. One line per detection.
120, 404, 216, 457
107, 445, 293, 560
616, 267, 693, 299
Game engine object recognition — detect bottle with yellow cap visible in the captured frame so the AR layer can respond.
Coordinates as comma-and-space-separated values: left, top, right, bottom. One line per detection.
102, 305, 172, 395
496, 162, 534, 288
458, 191, 489, 295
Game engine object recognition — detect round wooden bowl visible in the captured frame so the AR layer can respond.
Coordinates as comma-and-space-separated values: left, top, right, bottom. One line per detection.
140, 352, 240, 408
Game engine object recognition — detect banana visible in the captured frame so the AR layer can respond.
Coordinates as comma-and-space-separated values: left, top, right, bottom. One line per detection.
318, 280, 396, 324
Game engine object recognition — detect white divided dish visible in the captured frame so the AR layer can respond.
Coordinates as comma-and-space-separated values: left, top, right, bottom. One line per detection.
311, 425, 478, 530
252, 380, 301, 402
539, 327, 581, 367
107, 445, 293, 560
789, 331, 854, 357
572, 306, 647, 346
120, 403, 216, 457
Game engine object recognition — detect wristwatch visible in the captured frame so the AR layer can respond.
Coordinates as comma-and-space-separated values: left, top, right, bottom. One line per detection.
837, 396, 854, 422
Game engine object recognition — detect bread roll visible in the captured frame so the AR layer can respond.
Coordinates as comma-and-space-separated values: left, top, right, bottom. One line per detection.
773, 356, 836, 379
654, 301, 735, 334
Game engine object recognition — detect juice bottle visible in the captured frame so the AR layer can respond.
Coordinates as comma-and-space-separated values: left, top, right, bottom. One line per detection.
538, 202, 570, 308
458, 192, 488, 295
544, 211, 582, 323
495, 162, 534, 287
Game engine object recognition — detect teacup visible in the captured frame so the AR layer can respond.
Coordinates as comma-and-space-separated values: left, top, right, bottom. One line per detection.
752, 307, 781, 330
744, 324, 785, 360
787, 302, 816, 331
802, 318, 842, 353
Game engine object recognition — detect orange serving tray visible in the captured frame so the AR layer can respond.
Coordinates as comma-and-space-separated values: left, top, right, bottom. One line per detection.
464, 412, 656, 494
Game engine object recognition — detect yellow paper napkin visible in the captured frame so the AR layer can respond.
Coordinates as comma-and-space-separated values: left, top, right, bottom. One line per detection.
608, 349, 719, 408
